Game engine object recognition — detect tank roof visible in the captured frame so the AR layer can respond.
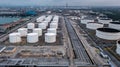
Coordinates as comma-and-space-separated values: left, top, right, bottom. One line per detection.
87, 22, 103, 24
45, 33, 56, 36
9, 33, 20, 36
97, 28, 120, 33
48, 28, 56, 30
27, 33, 38, 35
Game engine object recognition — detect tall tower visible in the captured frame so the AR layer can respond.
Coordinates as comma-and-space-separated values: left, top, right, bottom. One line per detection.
116, 40, 120, 55
66, 3, 68, 9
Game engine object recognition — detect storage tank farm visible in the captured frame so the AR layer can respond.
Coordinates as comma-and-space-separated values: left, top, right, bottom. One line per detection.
45, 15, 59, 43
81, 16, 120, 41
8, 15, 59, 44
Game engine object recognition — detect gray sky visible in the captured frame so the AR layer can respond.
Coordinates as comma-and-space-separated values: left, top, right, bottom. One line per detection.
0, 0, 120, 6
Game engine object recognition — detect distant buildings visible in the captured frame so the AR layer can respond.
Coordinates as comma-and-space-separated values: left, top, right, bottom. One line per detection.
0, 18, 29, 33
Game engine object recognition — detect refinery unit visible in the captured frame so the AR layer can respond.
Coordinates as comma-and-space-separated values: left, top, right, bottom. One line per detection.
0, 9, 120, 67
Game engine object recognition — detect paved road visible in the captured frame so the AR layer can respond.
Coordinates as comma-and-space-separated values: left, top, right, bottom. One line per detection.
64, 17, 92, 66
61, 16, 75, 67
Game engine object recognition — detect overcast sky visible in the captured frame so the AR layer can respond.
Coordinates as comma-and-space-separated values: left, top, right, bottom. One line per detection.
0, 0, 120, 6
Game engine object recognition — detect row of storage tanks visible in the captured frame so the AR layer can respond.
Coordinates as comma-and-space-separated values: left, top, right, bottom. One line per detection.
9, 15, 59, 44
80, 16, 120, 55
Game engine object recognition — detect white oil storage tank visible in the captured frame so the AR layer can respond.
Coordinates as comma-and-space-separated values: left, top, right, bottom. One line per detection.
33, 28, 42, 36
81, 19, 94, 24
51, 21, 58, 24
109, 22, 120, 30
96, 28, 120, 40
50, 23, 58, 29
43, 21, 49, 26
45, 33, 56, 43
18, 28, 27, 37
86, 22, 103, 30
9, 33, 21, 43
116, 40, 120, 55
47, 28, 57, 34
27, 33, 38, 43
98, 18, 112, 24
38, 23, 47, 29
36, 15, 46, 22
27, 23, 35, 29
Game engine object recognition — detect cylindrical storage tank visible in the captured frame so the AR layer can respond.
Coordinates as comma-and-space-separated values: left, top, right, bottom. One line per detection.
43, 21, 49, 26
38, 23, 47, 29
81, 15, 86, 19
81, 19, 94, 24
86, 22, 103, 30
53, 16, 59, 21
18, 28, 27, 37
36, 15, 46, 22
45, 18, 51, 22
27, 33, 38, 43
27, 23, 35, 29
116, 40, 120, 55
45, 33, 56, 43
109, 22, 120, 30
98, 18, 112, 24
50, 23, 58, 29
47, 28, 57, 34
9, 33, 21, 43
33, 28, 42, 36
53, 19, 58, 22
96, 28, 120, 40
51, 21, 58, 24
